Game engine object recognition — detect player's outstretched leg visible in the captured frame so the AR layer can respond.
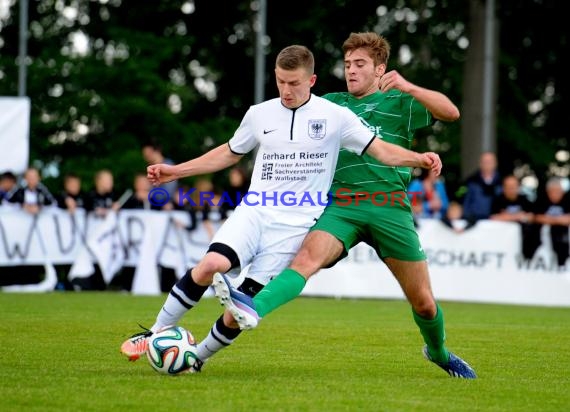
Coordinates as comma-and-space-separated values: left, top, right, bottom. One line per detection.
422, 346, 477, 378
213, 273, 260, 330
121, 267, 210, 362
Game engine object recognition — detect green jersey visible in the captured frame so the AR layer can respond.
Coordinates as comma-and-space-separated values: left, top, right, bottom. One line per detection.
323, 90, 432, 196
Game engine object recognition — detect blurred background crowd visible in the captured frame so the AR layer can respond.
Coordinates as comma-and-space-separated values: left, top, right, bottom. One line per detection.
1, 1, 569, 288
408, 151, 570, 268
2, 146, 569, 278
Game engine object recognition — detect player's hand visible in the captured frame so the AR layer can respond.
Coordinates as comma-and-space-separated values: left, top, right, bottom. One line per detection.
147, 164, 178, 186
421, 152, 442, 176
379, 70, 412, 93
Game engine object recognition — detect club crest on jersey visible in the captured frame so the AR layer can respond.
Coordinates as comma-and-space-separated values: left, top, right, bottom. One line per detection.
308, 119, 326, 140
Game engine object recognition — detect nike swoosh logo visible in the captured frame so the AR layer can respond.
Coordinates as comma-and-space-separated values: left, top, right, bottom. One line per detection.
263, 129, 277, 134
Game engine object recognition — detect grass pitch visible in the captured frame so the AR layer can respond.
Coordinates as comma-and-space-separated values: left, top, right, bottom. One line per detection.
1, 292, 569, 411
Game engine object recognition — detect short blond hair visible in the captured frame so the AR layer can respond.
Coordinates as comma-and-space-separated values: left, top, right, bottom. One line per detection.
276, 45, 315, 74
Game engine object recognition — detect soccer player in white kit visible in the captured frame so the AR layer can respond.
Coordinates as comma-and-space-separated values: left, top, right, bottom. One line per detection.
120, 45, 442, 372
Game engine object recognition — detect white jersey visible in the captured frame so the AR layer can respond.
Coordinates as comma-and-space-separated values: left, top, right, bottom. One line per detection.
228, 94, 375, 211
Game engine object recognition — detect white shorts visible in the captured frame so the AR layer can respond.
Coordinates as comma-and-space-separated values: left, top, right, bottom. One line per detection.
210, 205, 321, 285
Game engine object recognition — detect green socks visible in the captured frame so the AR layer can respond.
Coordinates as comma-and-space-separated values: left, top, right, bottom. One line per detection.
253, 268, 306, 317
252, 269, 450, 366
413, 303, 450, 364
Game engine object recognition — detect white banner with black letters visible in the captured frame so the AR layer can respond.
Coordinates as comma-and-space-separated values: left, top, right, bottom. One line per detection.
1, 208, 569, 305
304, 219, 570, 306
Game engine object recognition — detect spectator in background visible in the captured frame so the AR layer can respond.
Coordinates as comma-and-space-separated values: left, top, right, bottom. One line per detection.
5, 167, 56, 214
56, 173, 86, 214
462, 151, 502, 221
122, 173, 163, 211
191, 178, 227, 240
117, 173, 162, 291
54, 173, 86, 290
142, 140, 177, 198
490, 175, 539, 260
159, 185, 199, 293
2, 168, 54, 286
440, 201, 476, 233
221, 166, 250, 216
209, 188, 229, 225
408, 167, 449, 219
490, 175, 534, 223
84, 169, 121, 217
0, 171, 18, 205
533, 177, 570, 268
170, 184, 198, 232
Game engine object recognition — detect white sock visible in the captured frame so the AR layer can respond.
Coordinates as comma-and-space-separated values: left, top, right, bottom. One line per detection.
195, 317, 240, 361
150, 283, 200, 333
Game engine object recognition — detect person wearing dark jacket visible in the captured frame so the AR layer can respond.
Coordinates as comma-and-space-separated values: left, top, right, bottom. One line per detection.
4, 167, 57, 285
5, 167, 56, 214
0, 171, 18, 205
490, 175, 539, 260
84, 169, 121, 217
534, 177, 570, 268
56, 173, 86, 214
122, 173, 163, 211
462, 152, 502, 221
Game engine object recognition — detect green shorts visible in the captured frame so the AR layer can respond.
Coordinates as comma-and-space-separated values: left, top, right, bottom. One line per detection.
311, 195, 426, 263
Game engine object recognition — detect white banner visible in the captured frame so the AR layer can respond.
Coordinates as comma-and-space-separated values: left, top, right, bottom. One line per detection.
304, 219, 570, 307
0, 207, 85, 264
0, 97, 30, 174
1, 208, 569, 306
0, 207, 201, 295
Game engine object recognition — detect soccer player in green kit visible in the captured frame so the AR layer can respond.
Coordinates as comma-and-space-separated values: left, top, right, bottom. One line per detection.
215, 32, 477, 378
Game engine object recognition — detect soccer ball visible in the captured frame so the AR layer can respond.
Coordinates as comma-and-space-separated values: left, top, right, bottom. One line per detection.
146, 326, 199, 375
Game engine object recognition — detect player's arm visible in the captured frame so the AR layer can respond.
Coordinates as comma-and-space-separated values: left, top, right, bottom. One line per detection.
365, 138, 442, 176
148, 144, 242, 185
380, 70, 460, 122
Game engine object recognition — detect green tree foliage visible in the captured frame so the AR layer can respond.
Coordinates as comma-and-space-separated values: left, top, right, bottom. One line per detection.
496, 0, 568, 184
0, 0, 248, 191
0, 0, 567, 194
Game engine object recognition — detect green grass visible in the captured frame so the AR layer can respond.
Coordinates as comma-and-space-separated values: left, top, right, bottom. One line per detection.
1, 293, 569, 412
